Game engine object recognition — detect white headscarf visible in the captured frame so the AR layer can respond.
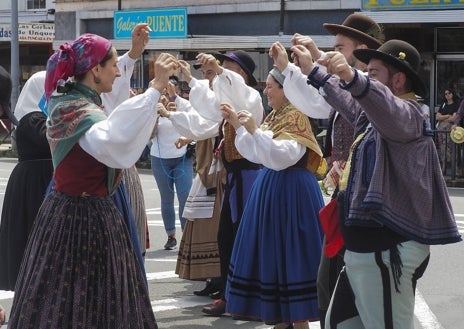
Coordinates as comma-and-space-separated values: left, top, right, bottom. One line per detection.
14, 71, 46, 122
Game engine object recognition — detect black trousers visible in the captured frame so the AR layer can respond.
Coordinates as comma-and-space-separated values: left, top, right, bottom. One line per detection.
217, 197, 240, 297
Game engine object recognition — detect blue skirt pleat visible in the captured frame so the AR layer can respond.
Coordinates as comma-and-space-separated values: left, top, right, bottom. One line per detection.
225, 167, 324, 324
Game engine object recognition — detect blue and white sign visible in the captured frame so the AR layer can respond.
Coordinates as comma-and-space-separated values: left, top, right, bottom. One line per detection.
114, 7, 187, 39
363, 0, 464, 11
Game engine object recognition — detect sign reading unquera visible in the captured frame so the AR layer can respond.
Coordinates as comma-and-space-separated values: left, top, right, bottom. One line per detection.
114, 7, 187, 39
0, 22, 54, 42
363, 0, 464, 10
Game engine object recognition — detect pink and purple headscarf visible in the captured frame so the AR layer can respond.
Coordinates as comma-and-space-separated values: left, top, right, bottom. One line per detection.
45, 33, 112, 101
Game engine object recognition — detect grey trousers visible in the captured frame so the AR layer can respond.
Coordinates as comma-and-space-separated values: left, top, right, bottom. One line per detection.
326, 241, 430, 329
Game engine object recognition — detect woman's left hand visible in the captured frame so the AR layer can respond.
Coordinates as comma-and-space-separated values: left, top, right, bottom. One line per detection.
157, 103, 170, 118
237, 110, 257, 135
220, 103, 241, 129
174, 137, 192, 149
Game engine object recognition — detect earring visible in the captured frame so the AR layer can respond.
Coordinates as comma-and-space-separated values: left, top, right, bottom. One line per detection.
94, 76, 101, 84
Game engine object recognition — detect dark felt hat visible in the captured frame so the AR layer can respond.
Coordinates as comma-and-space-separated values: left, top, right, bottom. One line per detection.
323, 13, 385, 49
353, 39, 428, 97
214, 50, 258, 86
0, 66, 18, 125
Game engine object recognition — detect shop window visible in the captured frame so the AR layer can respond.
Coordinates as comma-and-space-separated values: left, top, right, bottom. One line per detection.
435, 27, 464, 53
27, 0, 46, 10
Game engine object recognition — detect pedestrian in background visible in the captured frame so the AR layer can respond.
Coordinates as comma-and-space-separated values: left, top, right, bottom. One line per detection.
150, 77, 194, 250
436, 88, 460, 172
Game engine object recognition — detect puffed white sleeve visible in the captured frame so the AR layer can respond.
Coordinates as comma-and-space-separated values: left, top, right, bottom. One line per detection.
282, 63, 330, 119
214, 69, 264, 124
234, 126, 306, 171
168, 96, 219, 140
101, 52, 136, 113
79, 88, 160, 168
188, 78, 221, 122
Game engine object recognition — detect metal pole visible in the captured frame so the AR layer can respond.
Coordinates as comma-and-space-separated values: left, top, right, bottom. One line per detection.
10, 0, 19, 112
279, 0, 285, 36
10, 0, 19, 150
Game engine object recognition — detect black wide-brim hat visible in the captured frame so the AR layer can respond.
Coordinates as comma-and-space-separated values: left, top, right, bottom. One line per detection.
0, 66, 18, 126
323, 13, 384, 49
213, 50, 258, 86
353, 39, 428, 98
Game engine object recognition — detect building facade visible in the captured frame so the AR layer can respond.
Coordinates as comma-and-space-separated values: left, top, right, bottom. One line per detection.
0, 0, 55, 82
3, 1, 464, 116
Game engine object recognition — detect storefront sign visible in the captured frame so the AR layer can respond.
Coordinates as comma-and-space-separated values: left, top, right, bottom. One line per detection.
114, 8, 187, 39
363, 0, 464, 11
0, 22, 54, 42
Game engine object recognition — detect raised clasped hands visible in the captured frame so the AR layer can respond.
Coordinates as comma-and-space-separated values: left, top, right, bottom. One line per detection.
269, 42, 289, 73
221, 104, 257, 134
289, 44, 315, 75
291, 33, 322, 61
195, 53, 222, 75
150, 53, 179, 92
318, 51, 354, 82
177, 60, 193, 83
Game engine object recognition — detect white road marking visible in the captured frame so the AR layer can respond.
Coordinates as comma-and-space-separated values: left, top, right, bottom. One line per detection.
414, 290, 444, 329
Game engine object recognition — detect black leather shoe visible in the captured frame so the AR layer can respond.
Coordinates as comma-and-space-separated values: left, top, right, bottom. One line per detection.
202, 299, 226, 316
194, 278, 222, 296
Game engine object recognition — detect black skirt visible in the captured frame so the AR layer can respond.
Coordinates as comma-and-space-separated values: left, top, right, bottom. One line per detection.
8, 191, 158, 329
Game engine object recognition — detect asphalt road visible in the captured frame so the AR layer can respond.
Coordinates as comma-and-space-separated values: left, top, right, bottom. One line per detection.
1, 158, 463, 328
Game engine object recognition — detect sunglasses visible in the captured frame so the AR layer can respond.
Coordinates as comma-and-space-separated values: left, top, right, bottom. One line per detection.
445, 92, 452, 95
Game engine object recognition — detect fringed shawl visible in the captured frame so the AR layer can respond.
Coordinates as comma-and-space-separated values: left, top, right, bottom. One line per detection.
47, 82, 121, 194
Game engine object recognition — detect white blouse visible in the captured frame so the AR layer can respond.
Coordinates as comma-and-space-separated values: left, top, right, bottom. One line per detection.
189, 68, 264, 125
234, 126, 306, 171
79, 88, 160, 169
169, 96, 220, 141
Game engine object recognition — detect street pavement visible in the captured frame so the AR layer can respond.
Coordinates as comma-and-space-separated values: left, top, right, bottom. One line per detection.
0, 156, 463, 328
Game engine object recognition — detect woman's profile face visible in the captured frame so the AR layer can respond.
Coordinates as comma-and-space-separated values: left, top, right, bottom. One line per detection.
264, 74, 285, 110
97, 48, 121, 94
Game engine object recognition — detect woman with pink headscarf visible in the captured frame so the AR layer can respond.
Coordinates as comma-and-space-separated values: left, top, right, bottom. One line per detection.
8, 33, 178, 329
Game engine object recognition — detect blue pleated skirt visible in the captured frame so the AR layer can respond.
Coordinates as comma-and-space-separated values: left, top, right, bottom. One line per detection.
225, 167, 324, 324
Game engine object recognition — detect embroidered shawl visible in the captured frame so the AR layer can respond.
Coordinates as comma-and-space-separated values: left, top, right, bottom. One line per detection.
47, 82, 120, 194
261, 102, 328, 177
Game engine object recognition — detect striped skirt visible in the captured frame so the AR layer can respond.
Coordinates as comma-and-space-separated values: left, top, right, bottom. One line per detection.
225, 167, 324, 324
8, 191, 157, 329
